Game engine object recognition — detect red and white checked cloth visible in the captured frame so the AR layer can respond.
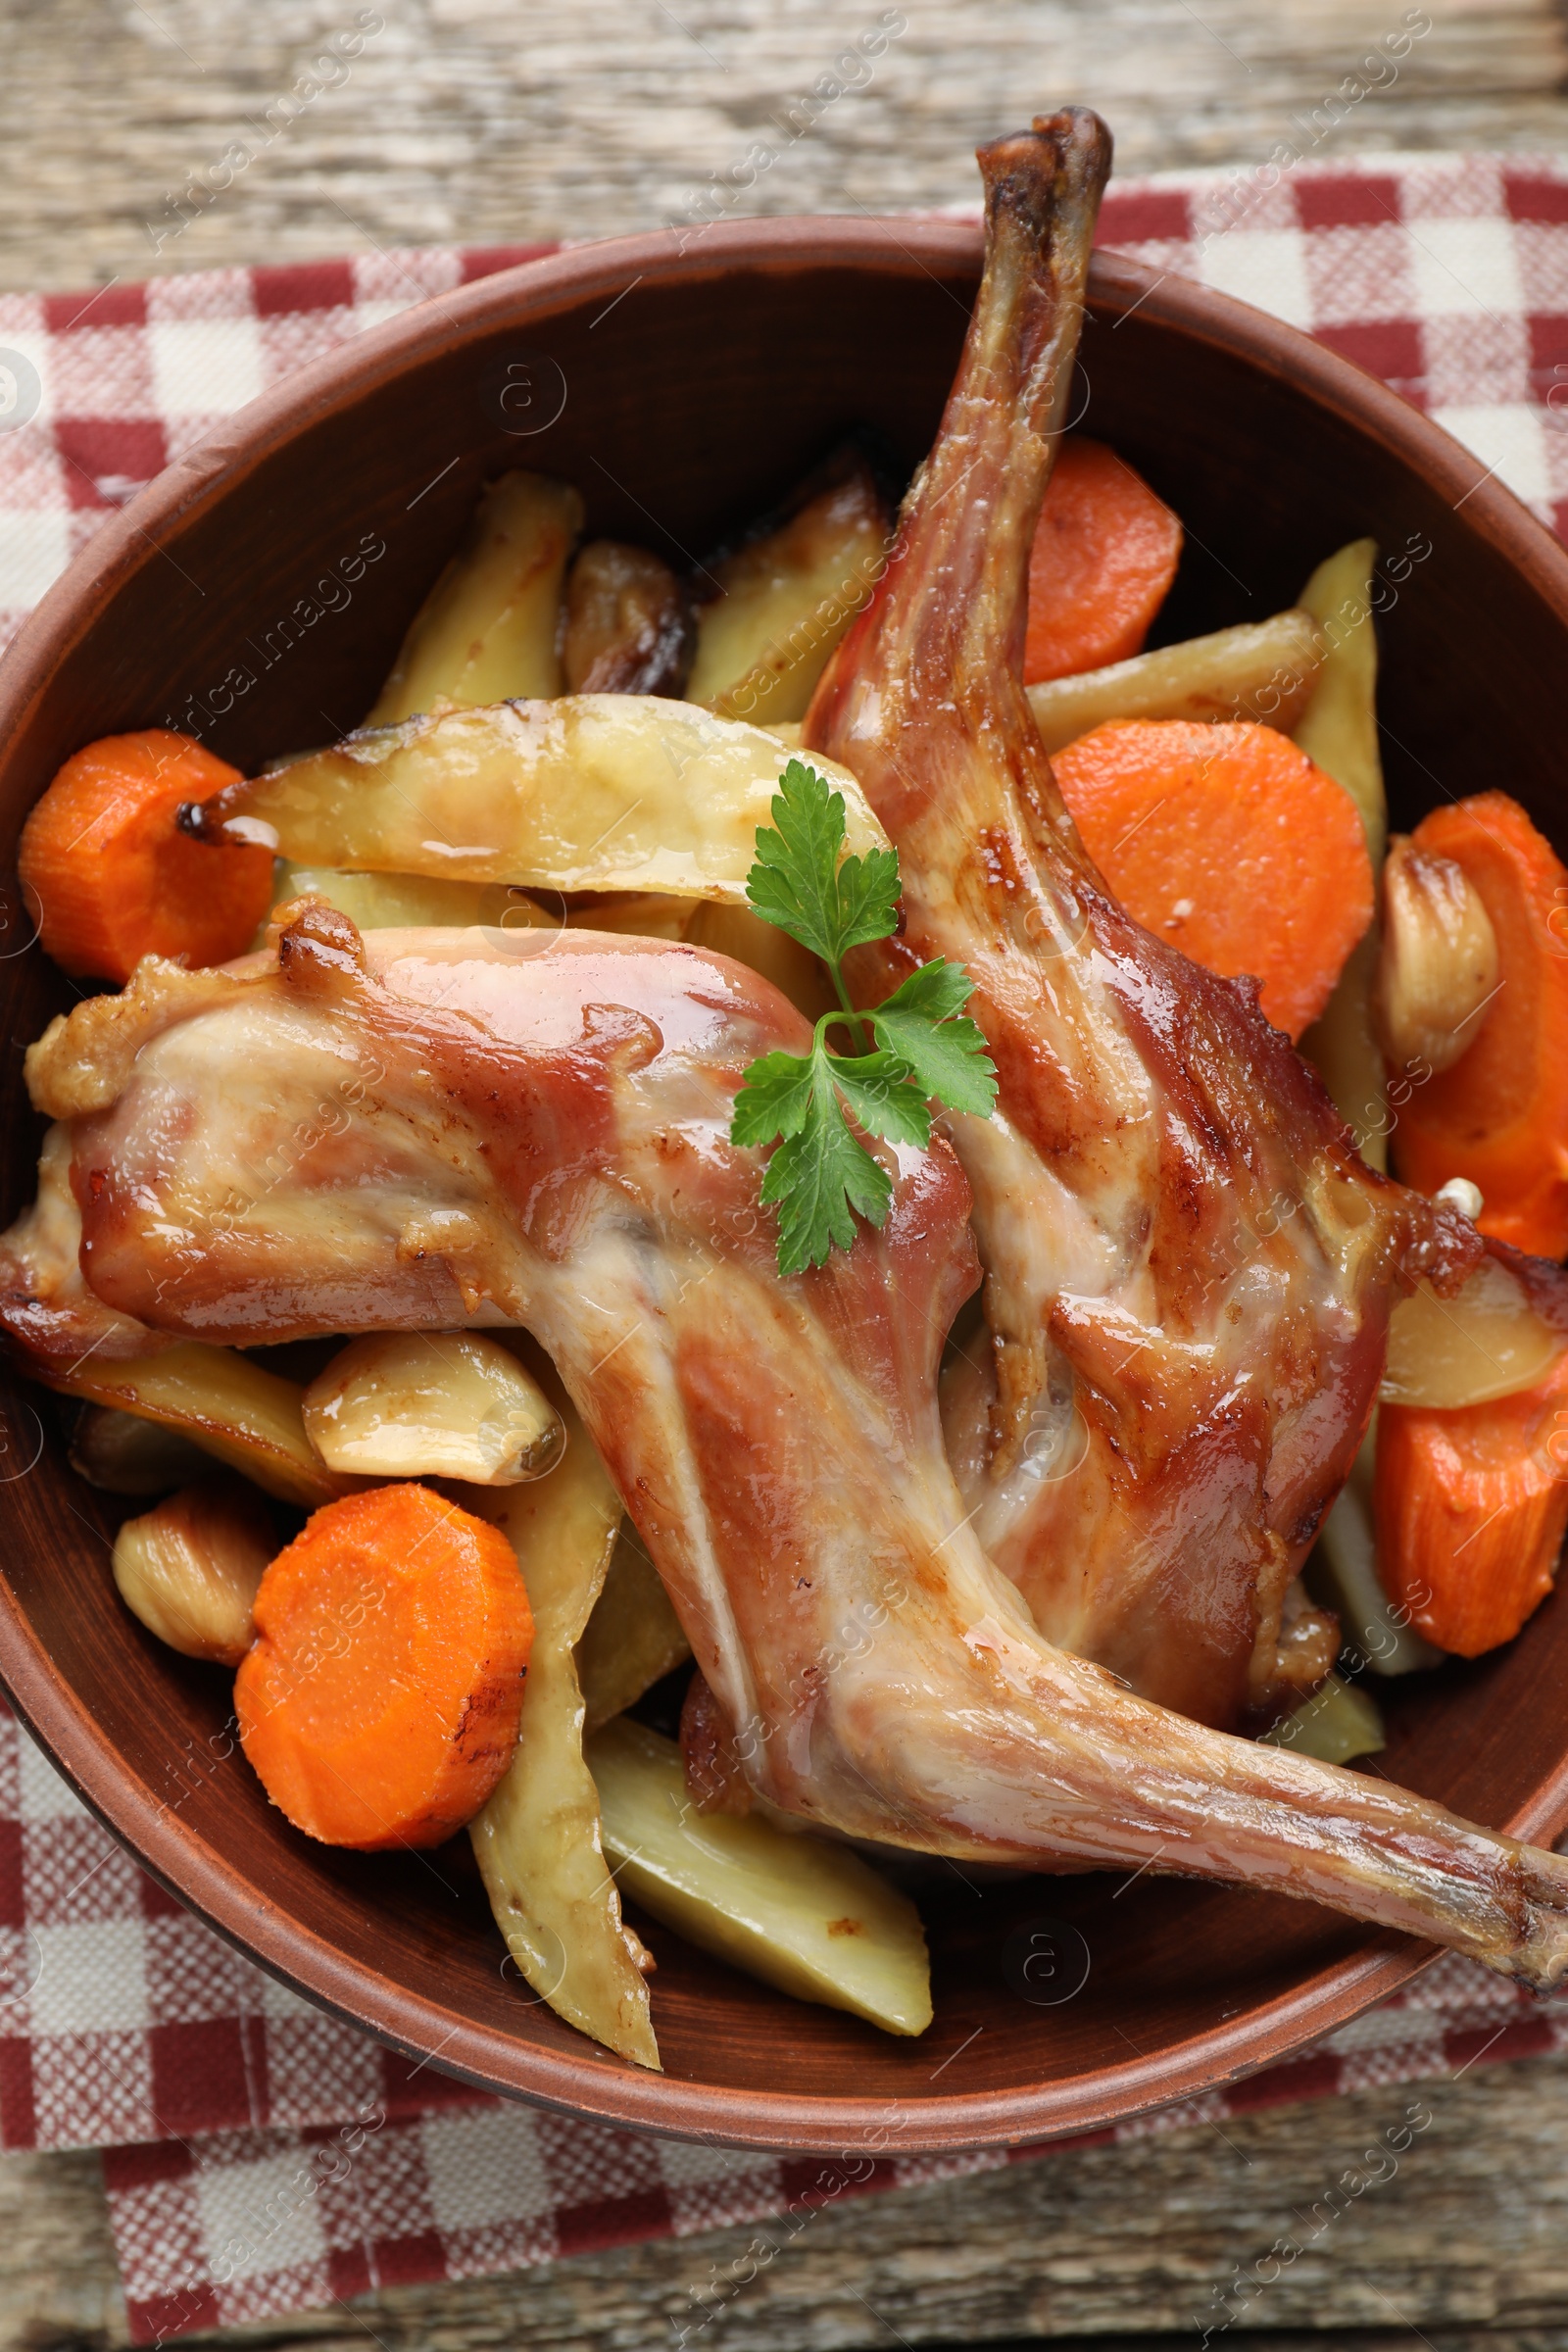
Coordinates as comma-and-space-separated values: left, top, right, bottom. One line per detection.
1, 149, 1567, 2342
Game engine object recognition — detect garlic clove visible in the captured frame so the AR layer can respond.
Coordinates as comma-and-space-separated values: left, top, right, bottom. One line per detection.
72, 1404, 214, 1496
1382, 1254, 1565, 1410
113, 1481, 275, 1664
1375, 834, 1498, 1076
302, 1331, 564, 1485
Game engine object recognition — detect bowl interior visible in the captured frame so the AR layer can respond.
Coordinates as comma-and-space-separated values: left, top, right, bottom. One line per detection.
2, 223, 1567, 2152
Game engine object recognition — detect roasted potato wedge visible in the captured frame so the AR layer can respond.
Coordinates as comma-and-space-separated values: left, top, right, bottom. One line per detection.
683, 902, 836, 1023
687, 456, 891, 725
1263, 1672, 1385, 1765
41, 1341, 341, 1508
1310, 1420, 1442, 1677
1025, 609, 1325, 755
470, 1404, 660, 2070
1294, 538, 1386, 860
588, 1716, 932, 2036
193, 699, 885, 903
303, 1332, 564, 1485
265, 863, 547, 938
564, 541, 694, 696
563, 894, 835, 1021
1301, 929, 1387, 1170
368, 471, 582, 722
578, 1524, 693, 1734
1296, 541, 1390, 1172
564, 892, 701, 942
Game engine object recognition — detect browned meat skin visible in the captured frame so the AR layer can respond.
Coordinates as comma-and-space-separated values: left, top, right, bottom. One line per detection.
6, 903, 1568, 1989
804, 111, 1482, 1730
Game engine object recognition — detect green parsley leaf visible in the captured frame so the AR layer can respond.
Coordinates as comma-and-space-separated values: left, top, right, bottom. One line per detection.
729, 759, 999, 1275
756, 1043, 893, 1276
746, 759, 901, 966
868, 960, 1000, 1120
728, 1049, 817, 1150
827, 1047, 932, 1149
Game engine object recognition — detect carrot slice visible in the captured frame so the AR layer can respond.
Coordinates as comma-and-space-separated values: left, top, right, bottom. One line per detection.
1391, 793, 1568, 1259
1374, 1351, 1568, 1656
235, 1484, 534, 1850
1053, 717, 1375, 1039
18, 729, 274, 983
1024, 437, 1183, 684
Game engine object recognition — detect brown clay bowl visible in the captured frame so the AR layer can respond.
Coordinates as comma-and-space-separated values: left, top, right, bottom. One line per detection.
1, 218, 1566, 2157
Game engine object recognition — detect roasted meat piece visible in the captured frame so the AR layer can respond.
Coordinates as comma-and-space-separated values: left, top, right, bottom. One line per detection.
805, 108, 1481, 1730
5, 904, 1568, 1987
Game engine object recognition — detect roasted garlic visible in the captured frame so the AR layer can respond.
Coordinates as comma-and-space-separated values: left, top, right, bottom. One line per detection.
72, 1404, 213, 1496
563, 541, 694, 696
302, 1331, 564, 1484
1376, 833, 1498, 1074
1382, 1255, 1564, 1409
113, 1481, 275, 1664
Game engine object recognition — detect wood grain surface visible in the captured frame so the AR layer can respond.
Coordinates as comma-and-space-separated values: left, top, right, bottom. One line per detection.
2, 3, 1567, 2348
5, 2056, 1568, 2350
0, 0, 1563, 290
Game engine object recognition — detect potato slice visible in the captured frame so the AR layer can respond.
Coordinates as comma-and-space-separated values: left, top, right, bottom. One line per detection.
578, 1524, 692, 1734
1296, 541, 1390, 1173
1382, 1257, 1565, 1409
1262, 1672, 1385, 1765
470, 1406, 660, 2070
1025, 609, 1324, 755
1294, 539, 1386, 861
113, 1479, 274, 1665
687, 457, 891, 726
71, 1403, 214, 1495
564, 892, 701, 942
195, 700, 885, 903
302, 1332, 564, 1485
683, 901, 837, 1023
266, 863, 547, 938
41, 1341, 341, 1507
1310, 1419, 1442, 1677
587, 1716, 933, 2036
563, 895, 835, 1022
563, 541, 694, 696
1303, 931, 1387, 1170
368, 471, 582, 723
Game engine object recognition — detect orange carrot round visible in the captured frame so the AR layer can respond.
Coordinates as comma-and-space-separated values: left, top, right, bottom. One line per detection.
236, 1484, 533, 1850
1374, 1351, 1568, 1657
1053, 717, 1375, 1039
18, 729, 274, 983
1392, 793, 1568, 1259
1024, 436, 1183, 684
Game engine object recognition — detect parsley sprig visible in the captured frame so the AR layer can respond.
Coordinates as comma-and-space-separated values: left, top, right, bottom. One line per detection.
729, 760, 997, 1275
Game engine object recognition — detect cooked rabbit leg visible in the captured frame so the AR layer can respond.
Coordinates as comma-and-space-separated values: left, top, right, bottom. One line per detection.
805, 112, 1480, 1728
5, 906, 1566, 1987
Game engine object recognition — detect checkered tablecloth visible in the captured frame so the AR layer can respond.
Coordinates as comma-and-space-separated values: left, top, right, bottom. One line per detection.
2, 149, 1567, 2341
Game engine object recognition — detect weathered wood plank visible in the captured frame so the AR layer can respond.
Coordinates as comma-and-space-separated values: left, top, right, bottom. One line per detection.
0, 0, 1563, 291
6, 2055, 1568, 2351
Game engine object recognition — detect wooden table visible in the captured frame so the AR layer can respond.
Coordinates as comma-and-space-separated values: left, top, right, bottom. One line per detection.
2, 1, 1567, 2345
